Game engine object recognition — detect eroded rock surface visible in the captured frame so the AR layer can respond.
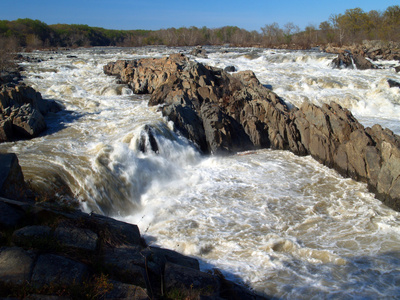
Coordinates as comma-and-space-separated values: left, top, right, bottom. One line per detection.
0, 82, 61, 143
0, 194, 264, 299
104, 54, 400, 211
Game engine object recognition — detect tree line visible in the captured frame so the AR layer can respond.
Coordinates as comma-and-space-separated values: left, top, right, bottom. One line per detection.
0, 5, 399, 54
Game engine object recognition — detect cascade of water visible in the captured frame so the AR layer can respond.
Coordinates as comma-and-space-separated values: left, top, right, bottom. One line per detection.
1, 46, 400, 299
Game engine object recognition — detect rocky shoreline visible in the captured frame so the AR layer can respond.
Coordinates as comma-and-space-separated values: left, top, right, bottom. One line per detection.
104, 53, 400, 212
0, 155, 266, 299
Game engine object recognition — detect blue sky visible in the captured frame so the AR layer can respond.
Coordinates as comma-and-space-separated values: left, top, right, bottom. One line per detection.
1, 0, 399, 31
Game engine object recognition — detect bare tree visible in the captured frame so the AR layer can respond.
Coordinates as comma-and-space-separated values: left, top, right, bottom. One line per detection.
0, 36, 18, 71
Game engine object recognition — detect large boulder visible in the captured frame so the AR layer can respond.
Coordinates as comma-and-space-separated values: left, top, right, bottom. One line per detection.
0, 84, 61, 143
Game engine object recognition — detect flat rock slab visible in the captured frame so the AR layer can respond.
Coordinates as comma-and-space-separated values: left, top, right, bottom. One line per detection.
54, 225, 98, 251
0, 247, 35, 284
31, 254, 88, 287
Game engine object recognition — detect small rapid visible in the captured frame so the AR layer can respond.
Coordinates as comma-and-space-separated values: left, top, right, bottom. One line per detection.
1, 46, 400, 299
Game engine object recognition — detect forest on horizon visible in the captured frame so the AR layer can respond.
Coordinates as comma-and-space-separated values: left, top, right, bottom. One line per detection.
0, 5, 399, 53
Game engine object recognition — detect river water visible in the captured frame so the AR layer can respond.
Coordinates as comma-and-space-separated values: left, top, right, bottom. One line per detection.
1, 46, 400, 299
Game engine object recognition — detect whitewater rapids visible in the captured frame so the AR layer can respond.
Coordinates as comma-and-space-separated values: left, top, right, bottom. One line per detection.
1, 46, 400, 299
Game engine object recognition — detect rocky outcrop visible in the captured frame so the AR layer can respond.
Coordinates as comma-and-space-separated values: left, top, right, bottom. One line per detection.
331, 51, 377, 70
190, 46, 208, 58
324, 41, 400, 70
104, 54, 400, 212
0, 194, 265, 299
294, 102, 400, 211
0, 74, 61, 143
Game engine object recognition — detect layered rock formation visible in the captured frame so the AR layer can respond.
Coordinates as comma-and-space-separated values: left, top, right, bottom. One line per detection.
0, 75, 61, 143
104, 54, 400, 211
0, 155, 265, 299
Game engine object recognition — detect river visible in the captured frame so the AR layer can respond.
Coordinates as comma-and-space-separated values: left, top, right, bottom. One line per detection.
1, 46, 400, 299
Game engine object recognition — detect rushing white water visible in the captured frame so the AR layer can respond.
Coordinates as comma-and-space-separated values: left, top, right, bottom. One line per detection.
1, 46, 400, 299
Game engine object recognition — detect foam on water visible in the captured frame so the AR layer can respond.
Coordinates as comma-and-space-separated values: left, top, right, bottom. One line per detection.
1, 47, 400, 299
199, 48, 400, 133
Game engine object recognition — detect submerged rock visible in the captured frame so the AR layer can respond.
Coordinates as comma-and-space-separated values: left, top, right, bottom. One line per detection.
104, 54, 400, 211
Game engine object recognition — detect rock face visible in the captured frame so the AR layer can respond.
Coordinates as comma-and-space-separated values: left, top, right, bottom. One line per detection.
332, 51, 377, 70
324, 41, 400, 70
0, 153, 26, 201
0, 196, 265, 299
104, 54, 400, 211
0, 82, 61, 143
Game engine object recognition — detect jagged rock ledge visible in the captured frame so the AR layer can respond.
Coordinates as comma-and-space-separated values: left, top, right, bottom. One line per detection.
104, 53, 400, 211
0, 69, 61, 143
0, 155, 265, 300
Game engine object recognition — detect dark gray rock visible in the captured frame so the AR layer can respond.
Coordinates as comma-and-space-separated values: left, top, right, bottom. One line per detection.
0, 153, 26, 201
12, 225, 52, 247
0, 247, 35, 284
138, 125, 159, 154
104, 281, 149, 300
90, 214, 142, 247
31, 254, 88, 287
162, 103, 208, 153
224, 66, 237, 72
103, 246, 146, 286
148, 246, 200, 270
164, 262, 221, 298
388, 79, 400, 88
0, 201, 24, 228
54, 225, 98, 252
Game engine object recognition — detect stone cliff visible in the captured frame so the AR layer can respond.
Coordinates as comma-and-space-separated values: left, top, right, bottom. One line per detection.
104, 54, 400, 211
